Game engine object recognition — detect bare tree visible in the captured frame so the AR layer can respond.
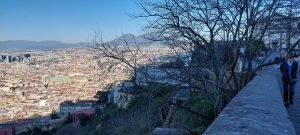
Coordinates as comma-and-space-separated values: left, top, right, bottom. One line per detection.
137, 0, 300, 114
89, 0, 300, 134
89, 31, 219, 135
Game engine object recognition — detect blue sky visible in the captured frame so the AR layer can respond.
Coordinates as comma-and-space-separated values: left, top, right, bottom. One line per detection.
0, 0, 145, 43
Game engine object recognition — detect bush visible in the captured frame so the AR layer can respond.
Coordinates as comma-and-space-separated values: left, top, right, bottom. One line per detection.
62, 113, 72, 125
94, 91, 109, 104
50, 109, 60, 119
19, 127, 56, 135
98, 105, 119, 122
30, 113, 41, 119
171, 95, 215, 134
79, 113, 90, 127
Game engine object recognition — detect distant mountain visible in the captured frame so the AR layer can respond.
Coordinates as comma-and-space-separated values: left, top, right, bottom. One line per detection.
109, 33, 164, 47
0, 40, 83, 50
0, 33, 164, 50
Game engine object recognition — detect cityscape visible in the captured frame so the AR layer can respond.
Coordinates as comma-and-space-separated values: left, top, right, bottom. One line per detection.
1, 0, 300, 135
0, 48, 101, 123
0, 45, 180, 134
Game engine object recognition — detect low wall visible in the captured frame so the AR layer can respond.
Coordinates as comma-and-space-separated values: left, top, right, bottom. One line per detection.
204, 67, 295, 135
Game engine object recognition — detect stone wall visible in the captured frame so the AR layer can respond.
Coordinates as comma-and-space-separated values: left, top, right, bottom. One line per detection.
204, 67, 295, 135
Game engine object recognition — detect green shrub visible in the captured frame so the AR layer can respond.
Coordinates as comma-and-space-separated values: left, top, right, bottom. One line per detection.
79, 113, 91, 127
98, 105, 119, 122
30, 113, 41, 119
50, 109, 60, 119
62, 113, 72, 125
171, 95, 215, 134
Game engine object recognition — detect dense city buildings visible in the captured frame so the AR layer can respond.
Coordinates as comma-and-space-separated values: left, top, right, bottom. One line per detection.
0, 48, 107, 123
0, 46, 177, 124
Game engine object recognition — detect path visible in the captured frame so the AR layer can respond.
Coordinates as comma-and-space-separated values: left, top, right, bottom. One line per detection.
286, 75, 300, 135
276, 64, 300, 134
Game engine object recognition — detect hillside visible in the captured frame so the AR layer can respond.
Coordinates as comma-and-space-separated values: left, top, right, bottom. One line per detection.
0, 40, 83, 50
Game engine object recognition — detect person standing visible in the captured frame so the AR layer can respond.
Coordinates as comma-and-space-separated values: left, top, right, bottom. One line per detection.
280, 54, 298, 106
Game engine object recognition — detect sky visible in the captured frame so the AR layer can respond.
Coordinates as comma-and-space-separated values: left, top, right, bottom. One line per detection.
0, 0, 145, 43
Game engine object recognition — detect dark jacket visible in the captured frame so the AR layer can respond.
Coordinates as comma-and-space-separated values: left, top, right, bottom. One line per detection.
280, 60, 298, 81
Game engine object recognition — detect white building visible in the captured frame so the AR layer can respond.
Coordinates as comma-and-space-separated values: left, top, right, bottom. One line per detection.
255, 13, 300, 50
39, 100, 47, 107
59, 100, 95, 117
0, 87, 10, 92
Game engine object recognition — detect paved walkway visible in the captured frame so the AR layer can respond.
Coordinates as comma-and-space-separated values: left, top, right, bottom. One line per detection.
275, 65, 300, 134
286, 77, 300, 135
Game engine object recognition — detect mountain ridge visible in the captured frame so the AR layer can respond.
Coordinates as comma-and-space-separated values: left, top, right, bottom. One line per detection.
0, 33, 163, 50
0, 40, 83, 50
